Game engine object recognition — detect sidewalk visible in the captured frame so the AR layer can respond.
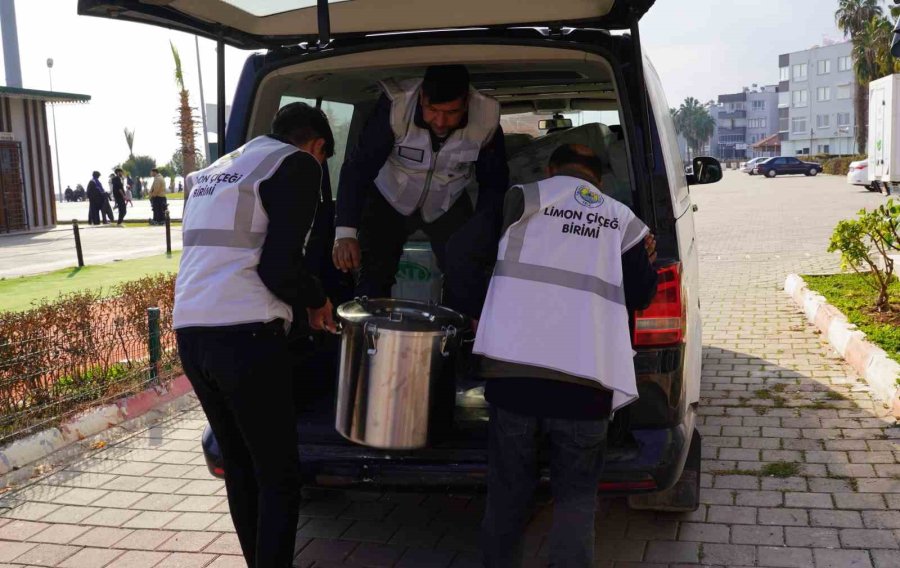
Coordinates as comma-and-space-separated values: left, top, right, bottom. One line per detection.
0, 224, 182, 278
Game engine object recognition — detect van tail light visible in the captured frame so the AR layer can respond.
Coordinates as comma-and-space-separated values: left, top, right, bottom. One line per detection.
854, 164, 867, 170
633, 263, 684, 347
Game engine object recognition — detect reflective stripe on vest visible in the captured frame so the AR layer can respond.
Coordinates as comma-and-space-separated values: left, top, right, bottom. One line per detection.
373, 77, 500, 222
173, 136, 310, 329
473, 175, 649, 411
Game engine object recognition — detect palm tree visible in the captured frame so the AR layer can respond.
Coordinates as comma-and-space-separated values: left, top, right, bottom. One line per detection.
672, 97, 715, 159
835, 0, 883, 153
170, 41, 197, 177
124, 128, 135, 160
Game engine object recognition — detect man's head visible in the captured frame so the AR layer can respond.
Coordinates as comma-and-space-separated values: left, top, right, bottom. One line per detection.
92, 170, 100, 179
150, 168, 159, 176
271, 102, 335, 164
114, 168, 123, 176
548, 144, 604, 187
419, 65, 470, 138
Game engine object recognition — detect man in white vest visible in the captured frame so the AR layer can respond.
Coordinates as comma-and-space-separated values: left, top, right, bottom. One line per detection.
173, 102, 337, 568
474, 143, 659, 568
332, 65, 509, 314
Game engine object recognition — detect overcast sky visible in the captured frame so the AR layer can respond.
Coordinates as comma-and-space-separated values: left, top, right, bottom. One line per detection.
0, 0, 888, 191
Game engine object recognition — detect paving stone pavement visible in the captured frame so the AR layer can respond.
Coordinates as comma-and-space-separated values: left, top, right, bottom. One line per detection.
1, 171, 899, 567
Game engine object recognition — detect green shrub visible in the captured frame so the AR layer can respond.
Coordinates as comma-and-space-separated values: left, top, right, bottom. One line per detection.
823, 154, 867, 176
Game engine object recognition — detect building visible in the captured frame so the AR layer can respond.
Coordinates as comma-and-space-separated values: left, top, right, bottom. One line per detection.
714, 85, 779, 161
777, 41, 856, 157
0, 86, 90, 233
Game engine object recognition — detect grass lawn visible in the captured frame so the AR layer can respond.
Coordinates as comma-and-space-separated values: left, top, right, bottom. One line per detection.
0, 252, 181, 313
804, 273, 900, 364
167, 192, 184, 200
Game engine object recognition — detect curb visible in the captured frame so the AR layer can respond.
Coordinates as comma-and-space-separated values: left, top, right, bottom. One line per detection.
0, 375, 193, 476
785, 274, 900, 418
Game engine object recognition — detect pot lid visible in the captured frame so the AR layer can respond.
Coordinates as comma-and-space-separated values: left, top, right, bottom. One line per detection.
337, 298, 466, 332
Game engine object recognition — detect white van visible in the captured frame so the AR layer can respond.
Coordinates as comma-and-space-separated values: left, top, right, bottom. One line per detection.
80, 0, 722, 511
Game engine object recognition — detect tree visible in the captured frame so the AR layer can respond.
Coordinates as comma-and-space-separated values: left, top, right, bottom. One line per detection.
166, 148, 207, 179
170, 41, 198, 178
120, 155, 156, 179
671, 97, 715, 159
836, 0, 883, 153
124, 128, 135, 160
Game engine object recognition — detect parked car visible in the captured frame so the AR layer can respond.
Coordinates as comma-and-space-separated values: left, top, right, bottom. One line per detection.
81, 0, 723, 511
846, 160, 877, 191
756, 156, 822, 178
741, 157, 768, 175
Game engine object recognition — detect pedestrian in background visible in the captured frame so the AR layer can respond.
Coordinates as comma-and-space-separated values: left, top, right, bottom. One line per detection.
149, 167, 167, 225
111, 168, 130, 225
86, 171, 104, 225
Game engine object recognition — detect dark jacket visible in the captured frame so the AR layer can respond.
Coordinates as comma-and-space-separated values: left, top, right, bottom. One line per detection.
86, 179, 103, 202
110, 175, 127, 203
336, 95, 509, 230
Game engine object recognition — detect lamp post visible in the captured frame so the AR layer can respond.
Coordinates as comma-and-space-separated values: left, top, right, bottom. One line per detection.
46, 58, 62, 201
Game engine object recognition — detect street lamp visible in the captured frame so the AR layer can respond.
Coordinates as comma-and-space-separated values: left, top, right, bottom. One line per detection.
46, 58, 62, 201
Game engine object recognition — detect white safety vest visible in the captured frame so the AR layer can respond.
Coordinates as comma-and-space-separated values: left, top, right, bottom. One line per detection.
473, 175, 650, 411
173, 136, 313, 329
374, 78, 500, 222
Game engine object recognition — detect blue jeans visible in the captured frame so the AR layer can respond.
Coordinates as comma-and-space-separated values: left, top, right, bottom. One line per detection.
482, 405, 609, 568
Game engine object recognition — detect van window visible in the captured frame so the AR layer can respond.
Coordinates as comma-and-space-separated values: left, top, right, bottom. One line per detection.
501, 111, 632, 207
279, 96, 354, 197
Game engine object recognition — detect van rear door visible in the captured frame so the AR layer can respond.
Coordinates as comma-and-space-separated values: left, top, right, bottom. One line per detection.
78, 0, 654, 48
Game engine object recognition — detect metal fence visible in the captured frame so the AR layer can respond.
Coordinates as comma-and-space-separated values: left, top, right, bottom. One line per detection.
0, 285, 180, 445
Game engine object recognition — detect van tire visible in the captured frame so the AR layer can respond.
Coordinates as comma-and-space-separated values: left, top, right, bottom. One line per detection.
627, 427, 701, 512
766, 170, 777, 178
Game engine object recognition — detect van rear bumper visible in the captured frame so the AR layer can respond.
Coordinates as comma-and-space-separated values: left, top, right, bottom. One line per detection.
203, 409, 695, 495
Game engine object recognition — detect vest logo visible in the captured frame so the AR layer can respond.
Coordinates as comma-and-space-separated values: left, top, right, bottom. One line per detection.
396, 260, 431, 281
574, 185, 604, 208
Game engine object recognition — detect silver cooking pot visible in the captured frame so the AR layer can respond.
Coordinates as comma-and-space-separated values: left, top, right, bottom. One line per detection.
335, 297, 466, 450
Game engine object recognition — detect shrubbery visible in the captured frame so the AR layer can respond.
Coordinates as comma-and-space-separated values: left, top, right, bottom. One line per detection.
828, 199, 900, 310
0, 274, 178, 442
822, 154, 867, 176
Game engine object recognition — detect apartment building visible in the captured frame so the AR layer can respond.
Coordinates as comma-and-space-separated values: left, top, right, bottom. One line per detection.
713, 85, 779, 160
777, 41, 856, 156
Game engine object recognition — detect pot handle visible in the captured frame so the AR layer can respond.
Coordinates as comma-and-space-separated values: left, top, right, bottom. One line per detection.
364, 322, 378, 355
440, 325, 458, 357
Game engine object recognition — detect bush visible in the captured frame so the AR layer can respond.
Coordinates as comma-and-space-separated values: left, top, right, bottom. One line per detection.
823, 154, 867, 176
828, 199, 900, 310
0, 274, 179, 443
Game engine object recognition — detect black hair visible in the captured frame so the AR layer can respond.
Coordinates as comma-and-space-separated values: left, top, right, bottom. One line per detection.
92, 170, 100, 178
114, 167, 123, 174
271, 102, 335, 158
421, 65, 470, 104
548, 144, 604, 179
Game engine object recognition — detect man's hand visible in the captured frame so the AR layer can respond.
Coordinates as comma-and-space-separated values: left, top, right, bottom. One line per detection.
332, 238, 362, 273
644, 233, 657, 264
307, 298, 337, 333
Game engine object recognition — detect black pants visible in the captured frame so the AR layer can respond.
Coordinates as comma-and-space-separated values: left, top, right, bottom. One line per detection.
482, 405, 609, 568
177, 326, 300, 568
151, 196, 167, 223
115, 200, 127, 224
357, 189, 473, 304
87, 199, 101, 225
100, 198, 114, 223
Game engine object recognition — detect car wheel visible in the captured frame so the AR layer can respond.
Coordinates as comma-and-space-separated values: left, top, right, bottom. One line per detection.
766, 169, 777, 178
809, 168, 819, 176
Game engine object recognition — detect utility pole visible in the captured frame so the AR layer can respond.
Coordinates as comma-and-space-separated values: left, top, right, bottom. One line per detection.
47, 58, 63, 201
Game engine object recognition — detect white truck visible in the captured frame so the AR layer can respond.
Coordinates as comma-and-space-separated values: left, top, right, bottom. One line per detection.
868, 74, 900, 193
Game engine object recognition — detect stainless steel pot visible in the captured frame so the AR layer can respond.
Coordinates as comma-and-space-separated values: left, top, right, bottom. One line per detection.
335, 298, 466, 450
